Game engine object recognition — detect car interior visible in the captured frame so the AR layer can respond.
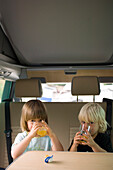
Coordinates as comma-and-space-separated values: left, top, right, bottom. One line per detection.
0, 1, 113, 169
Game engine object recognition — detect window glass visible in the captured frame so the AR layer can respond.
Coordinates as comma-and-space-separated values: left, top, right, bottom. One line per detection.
0, 79, 5, 102
21, 82, 113, 102
95, 83, 113, 102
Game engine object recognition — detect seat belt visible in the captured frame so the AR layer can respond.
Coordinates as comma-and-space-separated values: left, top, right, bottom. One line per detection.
103, 98, 112, 136
4, 102, 13, 164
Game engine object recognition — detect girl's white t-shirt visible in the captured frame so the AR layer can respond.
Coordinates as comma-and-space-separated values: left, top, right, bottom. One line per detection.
12, 131, 52, 152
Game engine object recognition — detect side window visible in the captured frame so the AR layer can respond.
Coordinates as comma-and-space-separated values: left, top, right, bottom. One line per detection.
1, 80, 12, 102
95, 83, 113, 102
0, 79, 5, 103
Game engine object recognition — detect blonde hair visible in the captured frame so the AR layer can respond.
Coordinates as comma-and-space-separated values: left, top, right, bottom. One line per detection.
20, 99, 48, 132
78, 103, 107, 133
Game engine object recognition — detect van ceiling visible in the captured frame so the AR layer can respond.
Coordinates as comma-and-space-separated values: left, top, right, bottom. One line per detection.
0, 0, 113, 67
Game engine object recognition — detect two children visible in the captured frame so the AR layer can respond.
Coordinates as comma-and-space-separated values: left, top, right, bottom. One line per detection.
11, 101, 112, 159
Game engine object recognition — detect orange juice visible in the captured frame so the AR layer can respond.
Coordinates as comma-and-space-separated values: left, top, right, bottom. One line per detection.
37, 127, 47, 137
79, 135, 88, 143
79, 125, 90, 143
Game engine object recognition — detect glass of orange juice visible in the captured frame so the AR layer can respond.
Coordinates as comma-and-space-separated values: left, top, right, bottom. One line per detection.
37, 127, 47, 137
79, 124, 90, 143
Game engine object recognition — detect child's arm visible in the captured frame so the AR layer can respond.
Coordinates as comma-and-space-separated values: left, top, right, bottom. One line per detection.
11, 134, 33, 159
69, 143, 77, 152
69, 132, 81, 151
11, 123, 39, 159
50, 132, 64, 151
42, 121, 64, 151
81, 131, 107, 152
91, 142, 107, 152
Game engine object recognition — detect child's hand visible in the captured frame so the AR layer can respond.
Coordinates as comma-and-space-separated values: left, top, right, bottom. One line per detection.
73, 132, 83, 147
80, 130, 96, 147
28, 122, 41, 138
41, 120, 54, 138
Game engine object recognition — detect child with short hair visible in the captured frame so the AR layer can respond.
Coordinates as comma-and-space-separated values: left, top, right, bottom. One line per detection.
11, 100, 64, 159
68, 103, 113, 152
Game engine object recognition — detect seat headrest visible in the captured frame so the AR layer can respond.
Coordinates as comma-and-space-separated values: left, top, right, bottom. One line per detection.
71, 76, 100, 95
15, 79, 42, 97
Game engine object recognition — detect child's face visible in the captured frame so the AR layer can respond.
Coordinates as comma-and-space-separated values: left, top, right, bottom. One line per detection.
81, 121, 99, 136
27, 118, 43, 131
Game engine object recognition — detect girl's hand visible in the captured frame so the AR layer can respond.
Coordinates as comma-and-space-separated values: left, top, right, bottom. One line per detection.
41, 120, 54, 137
28, 122, 41, 138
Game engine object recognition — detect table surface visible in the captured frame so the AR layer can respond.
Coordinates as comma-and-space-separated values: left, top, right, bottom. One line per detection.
6, 151, 113, 170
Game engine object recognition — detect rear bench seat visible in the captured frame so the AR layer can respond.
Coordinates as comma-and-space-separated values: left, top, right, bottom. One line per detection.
0, 77, 112, 169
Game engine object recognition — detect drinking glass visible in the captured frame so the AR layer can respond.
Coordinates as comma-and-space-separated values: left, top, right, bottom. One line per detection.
79, 124, 90, 143
37, 127, 47, 137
